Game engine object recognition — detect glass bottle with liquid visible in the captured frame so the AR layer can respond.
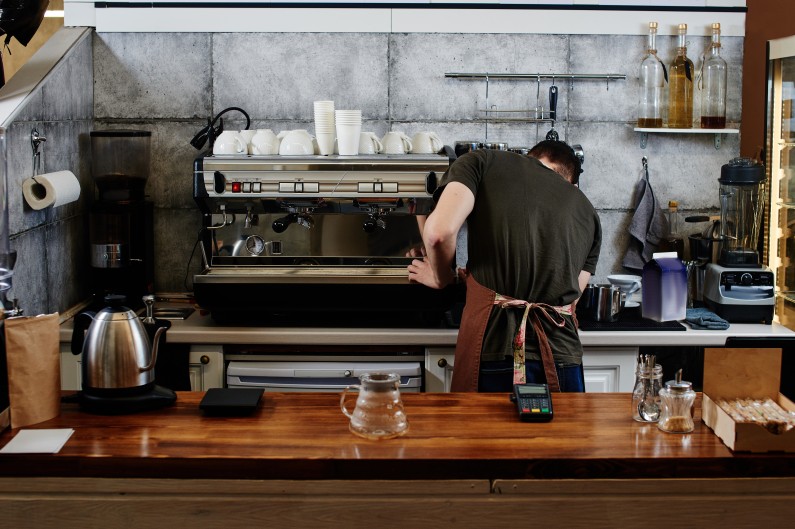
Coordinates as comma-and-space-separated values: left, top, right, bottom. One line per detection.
668, 23, 694, 129
638, 21, 665, 128
700, 23, 728, 129
663, 200, 685, 258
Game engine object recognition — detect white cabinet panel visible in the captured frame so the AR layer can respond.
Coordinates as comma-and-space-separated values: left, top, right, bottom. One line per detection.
582, 347, 638, 393
426, 346, 637, 393
60, 343, 81, 391
189, 346, 224, 391
60, 344, 224, 392
425, 347, 455, 393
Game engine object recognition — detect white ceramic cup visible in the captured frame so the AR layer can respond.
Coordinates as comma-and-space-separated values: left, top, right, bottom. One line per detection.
250, 129, 279, 155
316, 132, 335, 156
358, 132, 383, 154
411, 131, 443, 154
213, 131, 247, 155
278, 129, 315, 156
336, 123, 362, 155
239, 129, 257, 145
382, 131, 413, 154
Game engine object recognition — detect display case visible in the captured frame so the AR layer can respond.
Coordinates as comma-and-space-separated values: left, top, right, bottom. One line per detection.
765, 35, 795, 328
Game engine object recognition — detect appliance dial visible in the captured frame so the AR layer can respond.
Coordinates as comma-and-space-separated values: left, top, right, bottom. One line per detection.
740, 272, 753, 286
245, 235, 266, 255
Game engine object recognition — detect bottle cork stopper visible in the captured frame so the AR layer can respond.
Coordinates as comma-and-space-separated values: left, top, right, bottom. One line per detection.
679, 23, 687, 30
669, 200, 679, 208
649, 21, 658, 29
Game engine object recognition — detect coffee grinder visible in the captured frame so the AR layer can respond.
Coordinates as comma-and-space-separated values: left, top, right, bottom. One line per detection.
89, 130, 154, 308
703, 158, 775, 324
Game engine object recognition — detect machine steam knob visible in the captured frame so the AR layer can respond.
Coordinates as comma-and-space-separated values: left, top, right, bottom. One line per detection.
363, 218, 377, 233
272, 214, 295, 233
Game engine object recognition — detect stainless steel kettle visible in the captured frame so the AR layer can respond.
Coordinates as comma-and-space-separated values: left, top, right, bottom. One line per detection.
71, 295, 169, 392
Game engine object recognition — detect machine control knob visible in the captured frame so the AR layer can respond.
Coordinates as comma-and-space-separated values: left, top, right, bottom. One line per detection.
344, 370, 353, 377
740, 272, 754, 286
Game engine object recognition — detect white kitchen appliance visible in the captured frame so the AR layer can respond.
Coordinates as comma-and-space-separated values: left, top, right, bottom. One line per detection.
226, 361, 422, 392
703, 158, 775, 324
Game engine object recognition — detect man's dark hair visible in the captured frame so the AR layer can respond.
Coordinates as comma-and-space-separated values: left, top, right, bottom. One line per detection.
527, 140, 582, 186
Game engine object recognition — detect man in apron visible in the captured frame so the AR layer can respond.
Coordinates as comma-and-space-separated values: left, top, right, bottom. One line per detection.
407, 142, 601, 392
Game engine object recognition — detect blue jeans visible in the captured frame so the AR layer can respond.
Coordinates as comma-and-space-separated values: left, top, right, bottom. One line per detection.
478, 357, 585, 393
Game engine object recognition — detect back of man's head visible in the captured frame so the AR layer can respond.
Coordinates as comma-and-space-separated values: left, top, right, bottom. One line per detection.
528, 140, 581, 186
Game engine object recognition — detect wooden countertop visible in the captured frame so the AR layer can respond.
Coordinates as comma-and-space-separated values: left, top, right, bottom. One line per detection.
2, 392, 793, 481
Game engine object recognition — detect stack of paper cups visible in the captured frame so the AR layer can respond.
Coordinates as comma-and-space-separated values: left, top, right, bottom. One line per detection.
314, 100, 336, 155
335, 110, 362, 156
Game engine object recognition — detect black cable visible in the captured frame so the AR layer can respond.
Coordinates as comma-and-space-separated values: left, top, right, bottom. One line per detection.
189, 106, 251, 150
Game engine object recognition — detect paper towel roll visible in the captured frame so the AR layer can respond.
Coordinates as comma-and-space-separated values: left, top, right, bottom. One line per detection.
22, 171, 81, 210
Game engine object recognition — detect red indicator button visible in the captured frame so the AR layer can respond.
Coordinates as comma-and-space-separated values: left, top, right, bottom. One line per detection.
231, 182, 242, 193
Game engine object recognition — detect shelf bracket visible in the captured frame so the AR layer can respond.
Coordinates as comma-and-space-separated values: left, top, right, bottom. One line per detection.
639, 132, 648, 149
714, 133, 722, 150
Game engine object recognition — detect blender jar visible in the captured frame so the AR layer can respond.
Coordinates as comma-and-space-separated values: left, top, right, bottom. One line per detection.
717, 158, 766, 267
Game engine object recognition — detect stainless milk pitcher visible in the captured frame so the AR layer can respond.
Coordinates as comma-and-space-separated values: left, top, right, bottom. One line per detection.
340, 372, 409, 439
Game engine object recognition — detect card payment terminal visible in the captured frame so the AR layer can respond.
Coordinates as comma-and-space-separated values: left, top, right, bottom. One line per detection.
512, 383, 553, 422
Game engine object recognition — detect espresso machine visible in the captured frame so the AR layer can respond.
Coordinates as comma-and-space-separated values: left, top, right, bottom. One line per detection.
89, 130, 155, 308
703, 158, 775, 324
192, 152, 464, 326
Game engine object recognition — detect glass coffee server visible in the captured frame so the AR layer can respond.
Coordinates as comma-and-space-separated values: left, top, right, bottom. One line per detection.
765, 35, 795, 328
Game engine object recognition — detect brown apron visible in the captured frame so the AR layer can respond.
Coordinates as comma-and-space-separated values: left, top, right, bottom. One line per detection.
450, 272, 572, 392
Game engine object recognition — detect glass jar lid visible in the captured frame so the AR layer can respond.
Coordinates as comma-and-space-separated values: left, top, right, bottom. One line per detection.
664, 369, 693, 393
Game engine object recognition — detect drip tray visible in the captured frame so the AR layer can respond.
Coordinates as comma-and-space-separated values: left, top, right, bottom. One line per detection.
153, 307, 195, 320
578, 308, 686, 332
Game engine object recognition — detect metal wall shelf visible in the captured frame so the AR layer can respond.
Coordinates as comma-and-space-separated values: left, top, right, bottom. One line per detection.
634, 127, 740, 149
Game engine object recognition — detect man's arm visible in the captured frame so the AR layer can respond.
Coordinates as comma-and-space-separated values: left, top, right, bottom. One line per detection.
407, 182, 474, 289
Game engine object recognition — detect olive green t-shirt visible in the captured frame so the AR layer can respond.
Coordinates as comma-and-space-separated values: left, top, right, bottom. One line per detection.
441, 150, 602, 364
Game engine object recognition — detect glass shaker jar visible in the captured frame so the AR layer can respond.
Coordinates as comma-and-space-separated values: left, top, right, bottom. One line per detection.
631, 355, 663, 422
657, 369, 696, 433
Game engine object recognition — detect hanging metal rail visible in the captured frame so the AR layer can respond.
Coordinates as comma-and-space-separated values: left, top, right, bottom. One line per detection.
445, 72, 627, 139
444, 73, 627, 80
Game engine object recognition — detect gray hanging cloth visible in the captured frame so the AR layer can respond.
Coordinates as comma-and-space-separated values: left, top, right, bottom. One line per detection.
622, 158, 668, 272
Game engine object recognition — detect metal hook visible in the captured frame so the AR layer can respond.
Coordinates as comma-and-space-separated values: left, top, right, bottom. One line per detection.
642, 156, 649, 181
31, 129, 46, 176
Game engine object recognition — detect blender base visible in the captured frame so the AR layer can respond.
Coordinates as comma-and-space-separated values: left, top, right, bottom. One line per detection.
703, 299, 774, 325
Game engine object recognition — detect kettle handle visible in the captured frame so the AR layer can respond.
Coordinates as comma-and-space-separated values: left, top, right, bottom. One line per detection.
139, 323, 170, 373
70, 311, 95, 356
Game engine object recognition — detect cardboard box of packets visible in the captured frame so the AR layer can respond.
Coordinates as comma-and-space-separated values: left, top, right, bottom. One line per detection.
701, 346, 795, 452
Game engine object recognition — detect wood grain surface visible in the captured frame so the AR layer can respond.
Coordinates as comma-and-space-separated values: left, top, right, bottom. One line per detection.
1, 392, 794, 480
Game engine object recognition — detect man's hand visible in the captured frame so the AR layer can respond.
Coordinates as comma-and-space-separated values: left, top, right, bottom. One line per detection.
407, 258, 453, 289
405, 245, 426, 258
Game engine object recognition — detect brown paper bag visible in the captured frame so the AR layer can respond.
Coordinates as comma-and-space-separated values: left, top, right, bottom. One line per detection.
4, 313, 60, 429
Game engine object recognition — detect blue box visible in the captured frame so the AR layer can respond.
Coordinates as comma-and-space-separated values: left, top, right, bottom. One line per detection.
642, 252, 687, 322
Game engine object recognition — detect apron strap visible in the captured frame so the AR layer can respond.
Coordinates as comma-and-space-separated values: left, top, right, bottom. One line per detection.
494, 294, 571, 392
